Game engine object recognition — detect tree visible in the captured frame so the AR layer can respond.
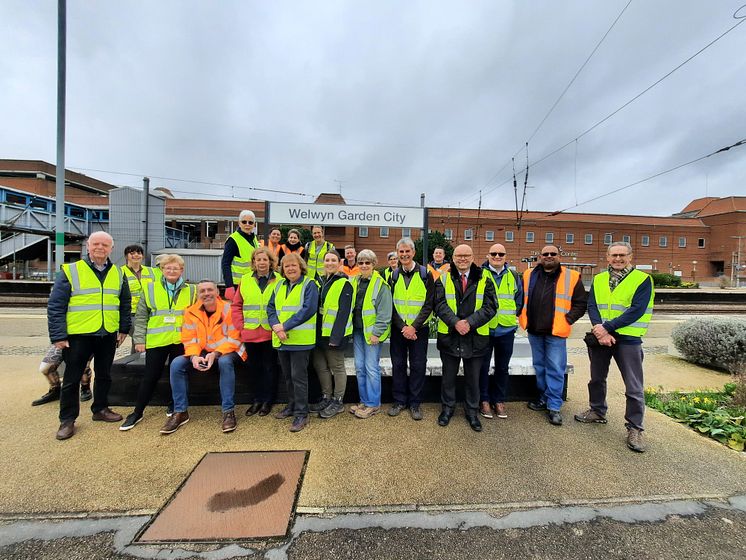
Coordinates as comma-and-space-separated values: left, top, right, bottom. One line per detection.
415, 231, 454, 264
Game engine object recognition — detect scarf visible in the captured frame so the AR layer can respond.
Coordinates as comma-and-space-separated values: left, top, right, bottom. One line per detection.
608, 266, 633, 290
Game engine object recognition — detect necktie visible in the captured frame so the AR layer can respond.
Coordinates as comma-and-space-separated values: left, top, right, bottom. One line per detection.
461, 274, 467, 292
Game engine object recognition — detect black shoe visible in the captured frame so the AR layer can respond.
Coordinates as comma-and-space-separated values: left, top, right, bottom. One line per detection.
245, 403, 262, 417
437, 409, 453, 427
119, 413, 143, 431
527, 400, 547, 411
80, 384, 92, 402
310, 396, 332, 413
466, 414, 483, 432
548, 410, 563, 426
32, 386, 61, 406
258, 403, 273, 416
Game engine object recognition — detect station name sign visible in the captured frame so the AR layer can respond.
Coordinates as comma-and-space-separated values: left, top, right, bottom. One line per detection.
268, 202, 425, 228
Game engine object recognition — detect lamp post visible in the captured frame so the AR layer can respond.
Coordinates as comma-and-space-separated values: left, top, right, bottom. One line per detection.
653, 259, 658, 273
732, 236, 744, 288
692, 260, 697, 283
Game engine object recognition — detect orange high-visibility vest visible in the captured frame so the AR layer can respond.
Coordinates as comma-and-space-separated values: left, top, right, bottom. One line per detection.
518, 266, 580, 338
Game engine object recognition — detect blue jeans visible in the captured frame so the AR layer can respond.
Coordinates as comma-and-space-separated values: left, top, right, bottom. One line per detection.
353, 329, 382, 407
527, 334, 567, 411
169, 353, 237, 413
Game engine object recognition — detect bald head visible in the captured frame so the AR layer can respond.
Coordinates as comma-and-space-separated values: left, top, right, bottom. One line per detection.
452, 244, 474, 273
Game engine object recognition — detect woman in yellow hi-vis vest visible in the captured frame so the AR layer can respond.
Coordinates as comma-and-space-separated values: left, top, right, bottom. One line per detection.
230, 246, 281, 417
120, 254, 197, 431
310, 249, 353, 418
267, 253, 319, 432
349, 250, 392, 419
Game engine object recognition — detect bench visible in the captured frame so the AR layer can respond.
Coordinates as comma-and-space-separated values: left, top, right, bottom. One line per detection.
108, 337, 573, 406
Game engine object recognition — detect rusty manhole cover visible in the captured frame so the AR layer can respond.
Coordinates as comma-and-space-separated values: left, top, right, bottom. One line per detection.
136, 451, 308, 542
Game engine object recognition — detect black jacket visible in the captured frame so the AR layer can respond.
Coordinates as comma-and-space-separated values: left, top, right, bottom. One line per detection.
434, 263, 496, 358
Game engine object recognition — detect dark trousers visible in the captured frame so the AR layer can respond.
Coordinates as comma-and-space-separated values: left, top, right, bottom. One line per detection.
278, 350, 311, 416
390, 326, 429, 407
440, 352, 482, 415
245, 340, 278, 404
479, 331, 516, 403
60, 334, 117, 422
588, 343, 645, 431
133, 343, 183, 416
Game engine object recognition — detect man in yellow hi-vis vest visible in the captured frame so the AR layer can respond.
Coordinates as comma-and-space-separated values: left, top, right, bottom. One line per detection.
574, 242, 654, 453
434, 244, 496, 432
47, 231, 131, 440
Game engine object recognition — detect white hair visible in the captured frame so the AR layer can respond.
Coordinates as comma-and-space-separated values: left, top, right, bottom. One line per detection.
238, 210, 256, 222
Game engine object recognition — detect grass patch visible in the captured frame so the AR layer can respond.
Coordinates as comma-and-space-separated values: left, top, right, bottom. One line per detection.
645, 384, 746, 452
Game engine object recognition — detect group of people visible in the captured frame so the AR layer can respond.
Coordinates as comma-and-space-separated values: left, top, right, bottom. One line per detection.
46, 213, 654, 453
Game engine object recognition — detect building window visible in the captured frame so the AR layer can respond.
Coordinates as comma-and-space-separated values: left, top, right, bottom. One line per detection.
641, 235, 650, 247
659, 236, 668, 248
604, 233, 613, 245
359, 226, 368, 238
698, 238, 706, 248
444, 228, 453, 240
623, 235, 631, 243
526, 231, 535, 243
545, 232, 554, 243
584, 233, 593, 245
485, 230, 494, 242
678, 236, 686, 248
205, 221, 217, 238
464, 228, 473, 241
402, 227, 411, 238
505, 231, 514, 242
565, 233, 574, 244
380, 226, 389, 238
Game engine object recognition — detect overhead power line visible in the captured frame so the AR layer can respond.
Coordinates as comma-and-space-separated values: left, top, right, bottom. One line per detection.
67, 166, 386, 206
454, 0, 634, 208
457, 10, 746, 209
525, 0, 634, 146
538, 138, 746, 217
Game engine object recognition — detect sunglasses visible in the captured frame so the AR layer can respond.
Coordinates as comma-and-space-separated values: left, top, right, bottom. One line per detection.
240, 220, 254, 225
489, 252, 506, 257
358, 261, 373, 265
541, 252, 558, 257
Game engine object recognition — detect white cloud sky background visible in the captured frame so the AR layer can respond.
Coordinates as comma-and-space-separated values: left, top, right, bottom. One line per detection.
1, 0, 744, 216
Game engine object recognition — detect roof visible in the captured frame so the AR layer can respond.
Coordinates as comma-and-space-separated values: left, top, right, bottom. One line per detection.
428, 207, 707, 228
0, 159, 117, 194
693, 196, 746, 217
679, 197, 719, 214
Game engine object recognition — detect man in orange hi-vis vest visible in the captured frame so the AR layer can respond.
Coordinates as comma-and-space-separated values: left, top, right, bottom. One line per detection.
519, 245, 586, 427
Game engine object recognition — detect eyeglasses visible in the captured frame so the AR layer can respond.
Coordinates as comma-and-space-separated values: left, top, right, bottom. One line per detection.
541, 252, 558, 257
489, 252, 506, 257
609, 253, 630, 258
358, 261, 373, 265
240, 220, 254, 225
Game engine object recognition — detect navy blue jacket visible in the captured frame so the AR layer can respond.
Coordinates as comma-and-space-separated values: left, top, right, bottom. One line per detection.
47, 258, 132, 343
587, 272, 653, 345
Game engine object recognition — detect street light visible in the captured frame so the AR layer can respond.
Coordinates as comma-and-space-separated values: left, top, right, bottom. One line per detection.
653, 259, 658, 273
692, 260, 697, 283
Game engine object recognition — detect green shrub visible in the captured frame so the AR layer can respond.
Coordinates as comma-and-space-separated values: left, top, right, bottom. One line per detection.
671, 317, 746, 375
650, 272, 682, 287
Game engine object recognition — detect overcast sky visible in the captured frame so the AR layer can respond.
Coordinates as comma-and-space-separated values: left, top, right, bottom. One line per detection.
1, 0, 744, 217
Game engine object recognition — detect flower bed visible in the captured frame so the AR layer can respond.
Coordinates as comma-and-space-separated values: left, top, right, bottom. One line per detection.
644, 384, 746, 451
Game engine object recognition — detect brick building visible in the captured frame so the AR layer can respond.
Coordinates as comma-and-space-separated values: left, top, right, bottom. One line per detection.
1, 159, 744, 284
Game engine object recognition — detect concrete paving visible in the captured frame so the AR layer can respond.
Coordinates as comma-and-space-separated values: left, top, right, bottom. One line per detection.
0, 309, 744, 558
